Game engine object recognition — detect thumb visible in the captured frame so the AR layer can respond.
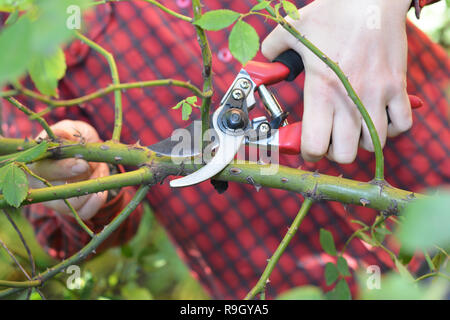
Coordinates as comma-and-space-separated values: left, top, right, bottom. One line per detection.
36, 120, 101, 143
261, 24, 294, 61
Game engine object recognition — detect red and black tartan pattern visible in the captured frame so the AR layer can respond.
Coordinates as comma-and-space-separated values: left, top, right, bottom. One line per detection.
2, 1, 449, 299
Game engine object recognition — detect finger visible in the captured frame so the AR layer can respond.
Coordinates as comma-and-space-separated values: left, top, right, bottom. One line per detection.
78, 191, 108, 220
59, 162, 109, 218
301, 75, 333, 162
28, 158, 91, 182
261, 24, 295, 61
34, 162, 109, 216
360, 97, 388, 152
36, 120, 101, 143
327, 103, 361, 164
387, 91, 413, 137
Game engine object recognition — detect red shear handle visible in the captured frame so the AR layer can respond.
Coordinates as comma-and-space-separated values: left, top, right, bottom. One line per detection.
245, 60, 291, 87
245, 49, 304, 86
278, 121, 302, 155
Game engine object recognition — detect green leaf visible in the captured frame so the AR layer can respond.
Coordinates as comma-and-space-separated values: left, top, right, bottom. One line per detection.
319, 228, 337, 256
181, 102, 192, 121
282, 0, 300, 20
276, 285, 324, 300
326, 279, 351, 300
0, 15, 33, 84
251, 1, 270, 11
324, 262, 339, 286
5, 10, 19, 25
0, 163, 29, 208
14, 141, 48, 163
172, 100, 183, 110
337, 256, 351, 277
194, 9, 240, 31
28, 47, 66, 97
229, 20, 259, 65
397, 192, 450, 253
0, 0, 88, 85
30, 0, 88, 55
185, 96, 197, 105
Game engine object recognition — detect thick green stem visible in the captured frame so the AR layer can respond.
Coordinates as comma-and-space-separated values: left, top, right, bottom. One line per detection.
245, 197, 314, 299
0, 279, 42, 289
74, 32, 123, 142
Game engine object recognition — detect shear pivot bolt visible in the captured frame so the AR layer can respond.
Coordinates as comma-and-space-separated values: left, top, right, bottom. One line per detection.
225, 109, 246, 129
232, 89, 244, 100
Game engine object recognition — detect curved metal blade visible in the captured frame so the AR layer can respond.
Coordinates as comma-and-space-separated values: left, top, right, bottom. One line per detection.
147, 121, 219, 158
170, 106, 244, 188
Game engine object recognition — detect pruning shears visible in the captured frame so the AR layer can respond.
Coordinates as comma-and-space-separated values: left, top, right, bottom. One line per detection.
148, 50, 423, 188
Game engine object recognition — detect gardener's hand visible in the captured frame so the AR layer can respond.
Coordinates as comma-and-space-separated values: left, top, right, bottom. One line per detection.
262, 0, 412, 163
28, 120, 109, 220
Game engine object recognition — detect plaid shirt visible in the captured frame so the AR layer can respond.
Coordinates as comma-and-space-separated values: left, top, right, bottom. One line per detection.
2, 0, 449, 299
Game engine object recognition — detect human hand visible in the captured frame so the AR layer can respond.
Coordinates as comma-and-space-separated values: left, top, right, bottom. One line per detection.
28, 120, 109, 220
262, 0, 413, 163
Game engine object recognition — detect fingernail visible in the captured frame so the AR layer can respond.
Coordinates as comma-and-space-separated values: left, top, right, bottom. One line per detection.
71, 160, 89, 175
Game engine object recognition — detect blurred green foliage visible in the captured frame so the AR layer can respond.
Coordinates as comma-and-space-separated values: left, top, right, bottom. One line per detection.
0, 203, 210, 300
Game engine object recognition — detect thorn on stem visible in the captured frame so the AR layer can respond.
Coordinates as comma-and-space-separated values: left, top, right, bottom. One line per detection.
360, 198, 370, 207
247, 176, 261, 192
